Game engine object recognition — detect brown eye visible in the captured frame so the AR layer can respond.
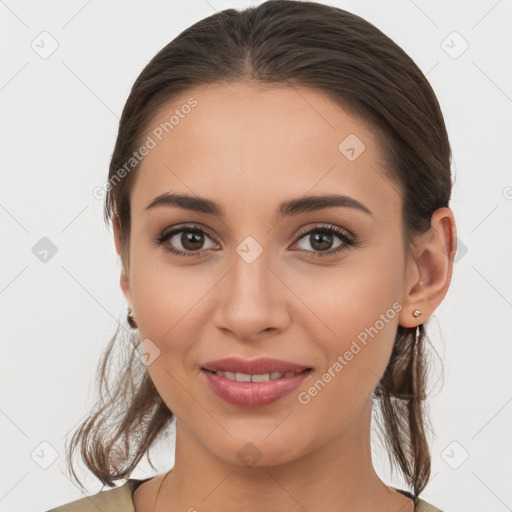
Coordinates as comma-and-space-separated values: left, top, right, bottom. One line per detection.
154, 224, 218, 257
308, 232, 336, 252
292, 224, 356, 259
180, 230, 205, 251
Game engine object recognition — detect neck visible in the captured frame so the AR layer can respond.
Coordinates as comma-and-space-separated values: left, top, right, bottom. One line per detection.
149, 401, 414, 512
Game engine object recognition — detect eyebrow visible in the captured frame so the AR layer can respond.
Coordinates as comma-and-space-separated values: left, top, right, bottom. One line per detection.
144, 191, 373, 218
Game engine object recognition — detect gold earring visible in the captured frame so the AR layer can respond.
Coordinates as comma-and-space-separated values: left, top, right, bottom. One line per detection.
412, 309, 422, 345
127, 307, 138, 329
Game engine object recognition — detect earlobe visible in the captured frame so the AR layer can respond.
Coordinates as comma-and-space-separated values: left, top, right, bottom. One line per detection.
399, 207, 457, 328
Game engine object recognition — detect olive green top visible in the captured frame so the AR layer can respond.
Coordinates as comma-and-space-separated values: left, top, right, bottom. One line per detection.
46, 478, 445, 512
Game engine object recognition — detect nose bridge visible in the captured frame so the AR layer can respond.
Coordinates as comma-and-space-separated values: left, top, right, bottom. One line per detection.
214, 234, 289, 337
230, 239, 275, 311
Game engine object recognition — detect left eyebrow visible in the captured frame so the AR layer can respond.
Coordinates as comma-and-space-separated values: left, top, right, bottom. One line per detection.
144, 191, 373, 218
277, 193, 373, 218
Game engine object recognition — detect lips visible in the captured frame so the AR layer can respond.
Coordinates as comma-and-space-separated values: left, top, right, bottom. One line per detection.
201, 357, 312, 375
200, 357, 313, 407
201, 368, 312, 408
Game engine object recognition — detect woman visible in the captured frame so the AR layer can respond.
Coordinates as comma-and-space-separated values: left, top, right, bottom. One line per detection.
48, 1, 456, 511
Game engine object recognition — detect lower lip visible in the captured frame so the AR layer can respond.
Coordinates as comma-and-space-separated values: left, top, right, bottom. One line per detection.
201, 369, 312, 408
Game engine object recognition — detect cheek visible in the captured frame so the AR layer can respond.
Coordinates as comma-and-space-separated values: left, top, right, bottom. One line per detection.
292, 250, 403, 338
128, 258, 217, 401
129, 262, 207, 413
292, 256, 403, 395
128, 240, 213, 338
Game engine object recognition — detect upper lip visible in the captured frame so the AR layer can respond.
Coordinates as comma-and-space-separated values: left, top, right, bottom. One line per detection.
201, 357, 312, 375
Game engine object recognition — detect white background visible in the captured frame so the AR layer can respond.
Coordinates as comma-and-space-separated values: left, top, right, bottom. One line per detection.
1, 1, 511, 511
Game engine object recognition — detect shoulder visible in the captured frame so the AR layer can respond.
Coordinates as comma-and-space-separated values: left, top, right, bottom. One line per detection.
45, 479, 141, 512
415, 496, 446, 512
46, 479, 446, 512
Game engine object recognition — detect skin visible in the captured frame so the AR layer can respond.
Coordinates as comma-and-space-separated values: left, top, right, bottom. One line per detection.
113, 80, 457, 512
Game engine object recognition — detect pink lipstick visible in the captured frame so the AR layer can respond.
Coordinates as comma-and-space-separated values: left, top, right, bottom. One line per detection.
201, 357, 312, 408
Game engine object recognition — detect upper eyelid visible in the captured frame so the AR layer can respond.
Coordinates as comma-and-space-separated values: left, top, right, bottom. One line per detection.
161, 223, 218, 242
295, 223, 352, 238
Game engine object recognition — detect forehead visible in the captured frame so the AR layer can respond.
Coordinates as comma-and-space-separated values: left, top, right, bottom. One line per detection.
131, 81, 401, 219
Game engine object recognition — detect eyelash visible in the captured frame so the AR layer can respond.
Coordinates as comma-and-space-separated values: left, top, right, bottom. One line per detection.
153, 223, 357, 259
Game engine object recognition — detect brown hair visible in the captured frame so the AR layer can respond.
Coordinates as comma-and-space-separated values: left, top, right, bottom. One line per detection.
66, 0, 452, 501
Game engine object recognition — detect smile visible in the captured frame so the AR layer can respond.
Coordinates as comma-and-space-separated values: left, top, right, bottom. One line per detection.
205, 370, 305, 382
201, 368, 313, 408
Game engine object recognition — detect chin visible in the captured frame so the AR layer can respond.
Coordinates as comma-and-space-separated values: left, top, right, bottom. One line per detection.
204, 431, 308, 469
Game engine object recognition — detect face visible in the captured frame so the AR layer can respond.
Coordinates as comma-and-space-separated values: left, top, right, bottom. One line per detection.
116, 81, 417, 469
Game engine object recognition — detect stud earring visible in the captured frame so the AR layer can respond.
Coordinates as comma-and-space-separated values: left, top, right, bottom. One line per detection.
127, 307, 138, 329
412, 309, 422, 319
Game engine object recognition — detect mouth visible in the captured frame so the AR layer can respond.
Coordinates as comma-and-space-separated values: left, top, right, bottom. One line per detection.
201, 356, 312, 375
199, 357, 313, 407
201, 367, 312, 382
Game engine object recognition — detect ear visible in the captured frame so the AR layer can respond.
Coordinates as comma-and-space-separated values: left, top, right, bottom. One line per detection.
399, 207, 457, 328
113, 213, 133, 310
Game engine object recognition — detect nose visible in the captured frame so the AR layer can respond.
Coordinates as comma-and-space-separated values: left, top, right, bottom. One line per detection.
212, 247, 290, 342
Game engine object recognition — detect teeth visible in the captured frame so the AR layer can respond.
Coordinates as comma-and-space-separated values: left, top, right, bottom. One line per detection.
213, 370, 301, 382
251, 373, 270, 382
